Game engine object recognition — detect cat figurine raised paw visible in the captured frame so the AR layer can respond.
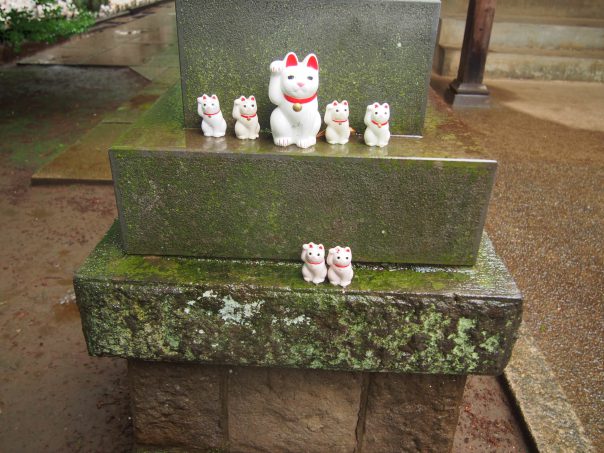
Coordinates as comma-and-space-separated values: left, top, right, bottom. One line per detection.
233, 95, 260, 140
364, 102, 390, 147
301, 242, 327, 284
269, 52, 321, 149
327, 246, 354, 288
324, 100, 350, 145
198, 94, 227, 137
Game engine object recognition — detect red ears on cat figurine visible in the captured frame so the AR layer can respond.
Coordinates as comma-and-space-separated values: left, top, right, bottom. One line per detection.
285, 52, 319, 70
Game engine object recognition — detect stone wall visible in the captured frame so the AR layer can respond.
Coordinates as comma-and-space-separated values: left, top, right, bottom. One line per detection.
130, 361, 466, 453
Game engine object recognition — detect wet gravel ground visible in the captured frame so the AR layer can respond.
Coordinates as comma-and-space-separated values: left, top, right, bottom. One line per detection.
0, 64, 147, 452
449, 81, 604, 450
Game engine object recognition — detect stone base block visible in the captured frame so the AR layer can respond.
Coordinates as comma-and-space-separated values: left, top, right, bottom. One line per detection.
75, 223, 522, 375
110, 85, 497, 265
129, 360, 467, 453
361, 374, 466, 451
129, 362, 225, 451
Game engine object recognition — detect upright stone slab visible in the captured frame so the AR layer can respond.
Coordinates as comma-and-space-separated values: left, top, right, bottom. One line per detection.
110, 85, 496, 265
175, 0, 440, 136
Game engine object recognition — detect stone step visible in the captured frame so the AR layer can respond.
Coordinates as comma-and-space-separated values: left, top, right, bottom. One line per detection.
110, 84, 496, 265
31, 46, 180, 184
435, 15, 604, 82
74, 222, 522, 375
435, 45, 604, 82
439, 16, 604, 51
441, 0, 604, 20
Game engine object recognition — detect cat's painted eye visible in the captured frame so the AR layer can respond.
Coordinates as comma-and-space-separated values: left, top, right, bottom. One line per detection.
336, 109, 339, 112
251, 104, 255, 107
288, 75, 294, 80
244, 105, 247, 108
307, 76, 313, 80
375, 111, 378, 114
203, 103, 207, 107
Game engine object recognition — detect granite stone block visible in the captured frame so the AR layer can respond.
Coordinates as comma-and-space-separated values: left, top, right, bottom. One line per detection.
111, 85, 496, 265
75, 222, 522, 375
127, 362, 469, 452
361, 373, 466, 452
128, 360, 226, 451
175, 0, 440, 136
228, 367, 362, 453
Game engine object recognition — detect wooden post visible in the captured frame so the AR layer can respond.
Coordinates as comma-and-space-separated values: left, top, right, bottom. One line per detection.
445, 0, 497, 107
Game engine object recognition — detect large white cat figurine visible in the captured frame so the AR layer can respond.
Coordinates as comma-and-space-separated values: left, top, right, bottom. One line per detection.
232, 95, 260, 140
363, 102, 390, 147
197, 94, 227, 137
324, 100, 350, 145
269, 52, 321, 149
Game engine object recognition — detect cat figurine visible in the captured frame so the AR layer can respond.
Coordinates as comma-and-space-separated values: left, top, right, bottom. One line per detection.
327, 246, 354, 288
301, 242, 327, 284
198, 94, 227, 137
363, 102, 390, 147
324, 100, 350, 145
232, 95, 260, 140
269, 52, 321, 149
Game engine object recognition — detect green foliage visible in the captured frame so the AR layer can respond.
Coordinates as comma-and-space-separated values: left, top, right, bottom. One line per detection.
0, 0, 95, 52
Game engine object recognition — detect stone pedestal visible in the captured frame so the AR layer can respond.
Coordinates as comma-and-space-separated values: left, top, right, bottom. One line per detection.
74, 1, 522, 451
130, 361, 466, 453
111, 85, 496, 265
75, 223, 521, 452
75, 224, 521, 374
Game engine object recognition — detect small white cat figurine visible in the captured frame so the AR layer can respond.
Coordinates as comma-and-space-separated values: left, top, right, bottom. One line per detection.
198, 94, 227, 137
269, 52, 322, 149
232, 95, 260, 140
324, 100, 350, 145
327, 246, 354, 288
301, 242, 327, 284
364, 102, 390, 147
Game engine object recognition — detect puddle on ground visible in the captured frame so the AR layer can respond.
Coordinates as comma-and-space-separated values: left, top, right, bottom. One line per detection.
52, 291, 80, 322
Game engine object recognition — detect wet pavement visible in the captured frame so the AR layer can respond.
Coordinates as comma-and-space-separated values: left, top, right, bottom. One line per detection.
433, 75, 604, 450
28, 2, 178, 183
0, 67, 143, 451
18, 2, 176, 67
0, 66, 147, 170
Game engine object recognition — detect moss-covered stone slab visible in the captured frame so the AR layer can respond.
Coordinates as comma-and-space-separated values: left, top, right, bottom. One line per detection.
175, 0, 440, 135
75, 222, 522, 375
110, 85, 496, 265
